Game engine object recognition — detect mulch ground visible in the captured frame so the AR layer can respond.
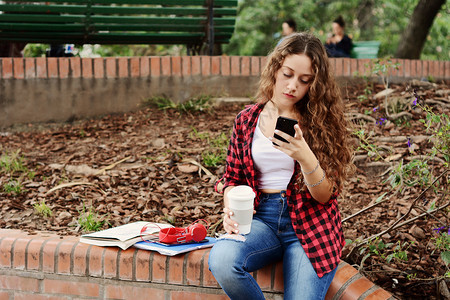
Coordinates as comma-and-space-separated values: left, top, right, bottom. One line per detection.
1, 80, 449, 299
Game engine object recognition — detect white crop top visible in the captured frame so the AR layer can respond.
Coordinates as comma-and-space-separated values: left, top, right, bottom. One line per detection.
252, 117, 295, 190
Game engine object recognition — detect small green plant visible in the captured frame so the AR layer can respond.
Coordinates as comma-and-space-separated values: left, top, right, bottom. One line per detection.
145, 95, 213, 114
359, 237, 412, 265
3, 180, 24, 195
353, 128, 384, 161
370, 58, 400, 90
210, 132, 229, 148
359, 237, 391, 264
386, 159, 432, 192
431, 227, 450, 277
365, 237, 391, 257
432, 228, 450, 254
354, 70, 373, 103
0, 150, 28, 175
0, 150, 35, 196
144, 96, 177, 110
385, 91, 448, 193
357, 85, 373, 102
385, 241, 413, 263
78, 205, 108, 232
190, 127, 210, 140
34, 200, 53, 218
202, 151, 226, 167
418, 104, 449, 165
178, 95, 213, 113
28, 171, 36, 180
190, 128, 229, 167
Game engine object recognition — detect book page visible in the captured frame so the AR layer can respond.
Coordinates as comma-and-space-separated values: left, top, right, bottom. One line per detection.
81, 221, 173, 242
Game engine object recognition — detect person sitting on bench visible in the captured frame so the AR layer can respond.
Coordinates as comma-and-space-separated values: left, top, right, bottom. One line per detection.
324, 15, 352, 58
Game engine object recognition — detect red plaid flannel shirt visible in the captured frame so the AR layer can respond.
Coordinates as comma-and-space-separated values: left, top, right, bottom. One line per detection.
217, 103, 345, 278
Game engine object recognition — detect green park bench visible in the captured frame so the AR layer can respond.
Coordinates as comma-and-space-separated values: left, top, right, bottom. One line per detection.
0, 0, 237, 55
351, 41, 381, 59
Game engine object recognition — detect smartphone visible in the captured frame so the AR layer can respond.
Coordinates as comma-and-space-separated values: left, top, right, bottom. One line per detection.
273, 116, 298, 146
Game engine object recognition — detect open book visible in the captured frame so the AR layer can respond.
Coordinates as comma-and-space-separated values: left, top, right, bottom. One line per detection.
79, 221, 173, 250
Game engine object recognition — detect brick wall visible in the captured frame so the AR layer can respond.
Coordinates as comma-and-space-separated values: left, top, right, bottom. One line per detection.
0, 229, 394, 299
0, 56, 449, 128
1, 56, 449, 81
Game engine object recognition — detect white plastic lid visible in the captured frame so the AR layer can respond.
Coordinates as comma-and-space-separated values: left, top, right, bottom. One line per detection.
227, 185, 256, 201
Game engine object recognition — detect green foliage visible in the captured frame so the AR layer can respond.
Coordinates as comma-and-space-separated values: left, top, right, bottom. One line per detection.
191, 129, 229, 167
144, 95, 213, 114
80, 44, 186, 57
225, 0, 449, 60
386, 159, 432, 192
360, 237, 412, 264
385, 241, 412, 263
370, 58, 400, 89
442, 251, 450, 267
34, 200, 53, 218
432, 231, 450, 254
352, 83, 449, 284
179, 95, 213, 114
353, 128, 384, 161
21, 1, 448, 59
24, 43, 187, 57
358, 86, 373, 103
386, 93, 449, 191
0, 150, 28, 175
431, 231, 450, 276
3, 180, 24, 195
419, 105, 450, 165
78, 205, 108, 232
202, 151, 226, 167
23, 43, 47, 57
145, 96, 177, 110
0, 150, 35, 196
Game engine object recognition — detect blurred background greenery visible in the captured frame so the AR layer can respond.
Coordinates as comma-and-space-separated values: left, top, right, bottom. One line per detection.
23, 0, 448, 60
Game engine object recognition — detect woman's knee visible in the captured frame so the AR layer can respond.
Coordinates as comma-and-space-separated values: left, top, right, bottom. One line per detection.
208, 240, 241, 274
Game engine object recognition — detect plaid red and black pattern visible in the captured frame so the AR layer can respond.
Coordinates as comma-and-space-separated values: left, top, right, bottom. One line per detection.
217, 103, 345, 278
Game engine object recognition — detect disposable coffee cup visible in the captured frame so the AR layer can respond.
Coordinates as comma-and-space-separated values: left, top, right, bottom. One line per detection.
227, 185, 256, 234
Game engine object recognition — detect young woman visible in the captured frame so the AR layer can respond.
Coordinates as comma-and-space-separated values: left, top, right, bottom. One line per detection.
325, 15, 353, 57
209, 32, 354, 300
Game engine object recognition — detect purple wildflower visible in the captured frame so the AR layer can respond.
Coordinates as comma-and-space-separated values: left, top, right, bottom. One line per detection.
412, 89, 421, 106
376, 118, 386, 126
433, 226, 447, 234
407, 138, 412, 148
373, 107, 379, 112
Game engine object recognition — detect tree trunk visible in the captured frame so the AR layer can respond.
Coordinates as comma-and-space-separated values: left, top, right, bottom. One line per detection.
395, 0, 445, 59
356, 0, 375, 40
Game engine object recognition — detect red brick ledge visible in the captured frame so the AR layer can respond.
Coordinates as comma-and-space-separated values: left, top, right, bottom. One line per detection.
0, 56, 448, 81
0, 229, 393, 299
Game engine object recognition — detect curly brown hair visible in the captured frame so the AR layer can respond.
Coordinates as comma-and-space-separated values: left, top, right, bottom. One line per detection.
256, 32, 354, 193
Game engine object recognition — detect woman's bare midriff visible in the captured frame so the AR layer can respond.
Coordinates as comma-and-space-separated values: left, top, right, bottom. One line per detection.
259, 189, 284, 194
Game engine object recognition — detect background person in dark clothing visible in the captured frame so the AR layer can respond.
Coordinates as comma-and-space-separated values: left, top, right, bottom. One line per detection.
324, 16, 352, 58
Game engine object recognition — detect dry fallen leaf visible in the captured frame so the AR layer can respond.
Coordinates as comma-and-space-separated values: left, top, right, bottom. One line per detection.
177, 164, 199, 173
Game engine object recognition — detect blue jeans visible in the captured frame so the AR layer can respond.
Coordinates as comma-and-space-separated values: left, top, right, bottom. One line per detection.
209, 192, 337, 300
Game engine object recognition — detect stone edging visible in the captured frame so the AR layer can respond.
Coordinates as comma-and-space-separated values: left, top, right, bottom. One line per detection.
0, 229, 394, 299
